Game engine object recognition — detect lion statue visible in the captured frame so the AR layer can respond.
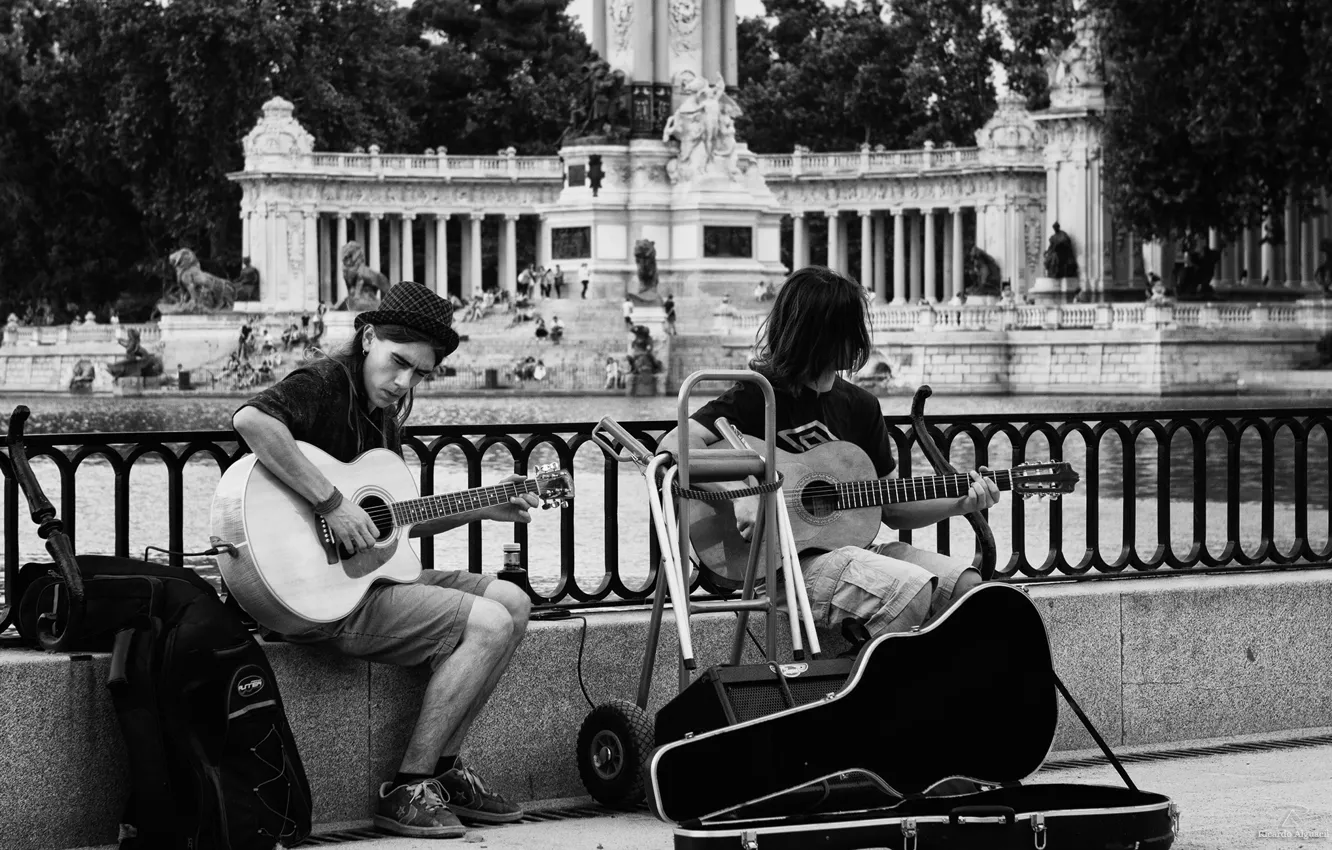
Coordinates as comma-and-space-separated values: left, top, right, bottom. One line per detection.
165, 249, 238, 312
339, 241, 392, 311
633, 239, 659, 300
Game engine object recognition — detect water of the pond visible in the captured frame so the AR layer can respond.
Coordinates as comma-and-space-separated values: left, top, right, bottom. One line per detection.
2, 390, 1328, 599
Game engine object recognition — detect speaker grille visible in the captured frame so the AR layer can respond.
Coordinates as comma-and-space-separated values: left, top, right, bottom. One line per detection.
728, 676, 840, 721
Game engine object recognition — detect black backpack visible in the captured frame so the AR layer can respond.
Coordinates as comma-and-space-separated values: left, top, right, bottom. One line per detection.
17, 556, 313, 849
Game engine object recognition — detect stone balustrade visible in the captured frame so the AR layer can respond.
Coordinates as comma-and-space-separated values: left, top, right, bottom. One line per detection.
757, 144, 1014, 179
299, 151, 564, 181
1, 322, 160, 347
716, 299, 1332, 335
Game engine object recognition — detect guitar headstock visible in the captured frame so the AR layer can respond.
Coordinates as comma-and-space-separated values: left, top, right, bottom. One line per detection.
1012, 461, 1079, 500
534, 463, 574, 508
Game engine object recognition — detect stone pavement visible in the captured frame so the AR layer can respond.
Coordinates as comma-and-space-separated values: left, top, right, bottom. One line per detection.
283, 733, 1332, 850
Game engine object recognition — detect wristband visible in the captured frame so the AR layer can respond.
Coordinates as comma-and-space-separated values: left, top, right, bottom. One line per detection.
312, 487, 344, 516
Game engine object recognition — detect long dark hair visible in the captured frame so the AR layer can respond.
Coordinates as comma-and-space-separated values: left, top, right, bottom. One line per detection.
752, 265, 872, 390
314, 322, 450, 444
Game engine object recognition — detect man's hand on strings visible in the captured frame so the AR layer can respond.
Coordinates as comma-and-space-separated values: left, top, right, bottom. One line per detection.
958, 466, 1001, 514
325, 500, 379, 553
481, 473, 541, 523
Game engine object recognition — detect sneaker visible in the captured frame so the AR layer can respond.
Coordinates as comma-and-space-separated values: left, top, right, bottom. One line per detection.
434, 760, 524, 824
374, 779, 466, 838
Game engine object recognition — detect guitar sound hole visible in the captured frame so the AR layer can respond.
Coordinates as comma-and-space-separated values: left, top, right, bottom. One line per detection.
359, 496, 393, 539
800, 480, 839, 520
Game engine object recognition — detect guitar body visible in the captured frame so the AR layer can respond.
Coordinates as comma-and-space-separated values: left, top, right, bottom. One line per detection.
689, 438, 883, 585
210, 444, 423, 634
648, 583, 1059, 825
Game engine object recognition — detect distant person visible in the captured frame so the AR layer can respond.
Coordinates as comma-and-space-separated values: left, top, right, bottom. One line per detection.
549, 315, 564, 344
623, 296, 633, 328
579, 262, 591, 299
553, 265, 565, 298
532, 359, 547, 381
664, 294, 677, 336
534, 316, 548, 340
604, 356, 621, 390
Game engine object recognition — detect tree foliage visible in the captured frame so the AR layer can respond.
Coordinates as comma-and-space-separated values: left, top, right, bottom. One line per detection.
0, 0, 588, 319
1089, 0, 1332, 241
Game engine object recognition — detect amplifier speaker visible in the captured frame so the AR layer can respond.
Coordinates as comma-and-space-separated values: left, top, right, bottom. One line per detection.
655, 658, 854, 748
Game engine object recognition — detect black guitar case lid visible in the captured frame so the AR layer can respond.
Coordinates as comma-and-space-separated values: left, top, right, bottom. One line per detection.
649, 583, 1178, 850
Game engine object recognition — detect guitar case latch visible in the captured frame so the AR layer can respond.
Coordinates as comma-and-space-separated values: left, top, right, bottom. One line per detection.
901, 817, 918, 850
739, 829, 758, 850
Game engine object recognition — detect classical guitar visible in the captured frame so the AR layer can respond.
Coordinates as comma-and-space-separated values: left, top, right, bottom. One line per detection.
649, 582, 1058, 824
687, 434, 1078, 585
209, 442, 573, 634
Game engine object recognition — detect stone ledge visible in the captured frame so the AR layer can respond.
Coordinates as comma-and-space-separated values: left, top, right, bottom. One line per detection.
3, 570, 1331, 849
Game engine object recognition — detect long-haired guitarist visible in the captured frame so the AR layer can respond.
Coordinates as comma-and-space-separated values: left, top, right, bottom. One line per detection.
232, 281, 536, 838
657, 266, 1001, 643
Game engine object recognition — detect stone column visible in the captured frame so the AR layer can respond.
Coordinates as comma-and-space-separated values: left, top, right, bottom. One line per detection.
951, 207, 965, 304
1285, 199, 1299, 286
909, 213, 923, 302
1303, 213, 1317, 285
357, 216, 368, 250
435, 214, 450, 295
389, 217, 402, 283
424, 219, 436, 290
502, 214, 518, 296
539, 217, 552, 271
838, 215, 850, 275
923, 209, 937, 302
826, 211, 840, 272
334, 214, 348, 305
1262, 218, 1276, 286
792, 212, 807, 270
469, 213, 484, 297
304, 208, 319, 309
369, 214, 382, 273
859, 210, 873, 290
702, 0, 721, 80
250, 207, 268, 303
402, 213, 415, 282
1219, 233, 1235, 286
1242, 227, 1255, 284
592, 0, 607, 55
653, 0, 669, 83
721, 0, 738, 86
242, 212, 252, 261
893, 209, 906, 304
873, 212, 888, 302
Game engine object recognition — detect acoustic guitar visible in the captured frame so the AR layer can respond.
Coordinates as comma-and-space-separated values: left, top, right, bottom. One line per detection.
209, 442, 573, 634
687, 435, 1078, 585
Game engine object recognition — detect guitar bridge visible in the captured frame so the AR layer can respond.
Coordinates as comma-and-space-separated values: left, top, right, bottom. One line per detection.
317, 518, 340, 565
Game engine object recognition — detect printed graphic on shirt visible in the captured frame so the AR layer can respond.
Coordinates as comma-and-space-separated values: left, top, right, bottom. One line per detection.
778, 420, 839, 452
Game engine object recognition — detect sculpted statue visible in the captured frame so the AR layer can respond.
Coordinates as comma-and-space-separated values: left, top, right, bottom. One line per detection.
965, 245, 1002, 296
237, 256, 260, 301
565, 59, 631, 142
164, 249, 238, 312
339, 241, 391, 311
633, 239, 659, 299
1043, 223, 1078, 279
106, 328, 164, 379
663, 74, 743, 183
1316, 238, 1332, 292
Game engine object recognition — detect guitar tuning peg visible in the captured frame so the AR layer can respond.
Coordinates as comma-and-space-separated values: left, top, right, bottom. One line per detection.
1050, 494, 1061, 501
559, 500, 569, 508
1023, 493, 1034, 501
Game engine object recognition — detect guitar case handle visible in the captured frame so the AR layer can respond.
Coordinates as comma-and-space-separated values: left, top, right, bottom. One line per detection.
909, 386, 997, 582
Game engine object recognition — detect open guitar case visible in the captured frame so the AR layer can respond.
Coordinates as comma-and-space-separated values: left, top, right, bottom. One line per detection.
646, 388, 1178, 850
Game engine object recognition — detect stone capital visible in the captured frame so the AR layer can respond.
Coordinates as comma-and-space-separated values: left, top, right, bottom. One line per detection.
402, 211, 417, 221
369, 212, 384, 221
469, 212, 485, 222
503, 213, 520, 222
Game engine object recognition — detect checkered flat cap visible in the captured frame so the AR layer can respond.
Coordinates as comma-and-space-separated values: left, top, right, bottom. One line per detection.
354, 281, 460, 357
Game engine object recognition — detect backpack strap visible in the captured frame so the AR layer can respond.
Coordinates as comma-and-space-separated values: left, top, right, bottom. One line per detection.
1052, 671, 1139, 793
108, 623, 186, 843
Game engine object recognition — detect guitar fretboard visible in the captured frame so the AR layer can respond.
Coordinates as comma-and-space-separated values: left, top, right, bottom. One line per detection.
838, 469, 1014, 509
389, 480, 540, 526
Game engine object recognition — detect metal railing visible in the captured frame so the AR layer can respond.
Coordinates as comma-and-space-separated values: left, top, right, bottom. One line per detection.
2, 408, 1329, 627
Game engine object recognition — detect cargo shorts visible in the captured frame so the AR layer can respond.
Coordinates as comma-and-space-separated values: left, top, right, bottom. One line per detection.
283, 568, 494, 671
799, 541, 975, 637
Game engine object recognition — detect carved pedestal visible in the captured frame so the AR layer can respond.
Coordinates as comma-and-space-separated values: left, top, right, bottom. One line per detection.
1028, 276, 1081, 305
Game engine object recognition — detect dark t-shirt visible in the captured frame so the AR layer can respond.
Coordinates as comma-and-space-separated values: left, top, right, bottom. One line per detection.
236, 357, 401, 462
691, 374, 897, 477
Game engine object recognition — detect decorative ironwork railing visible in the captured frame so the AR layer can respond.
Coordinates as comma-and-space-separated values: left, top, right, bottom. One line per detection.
2, 408, 1329, 627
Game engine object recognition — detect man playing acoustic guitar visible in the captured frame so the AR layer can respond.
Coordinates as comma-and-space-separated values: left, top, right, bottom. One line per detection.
232, 281, 538, 838
657, 266, 1001, 643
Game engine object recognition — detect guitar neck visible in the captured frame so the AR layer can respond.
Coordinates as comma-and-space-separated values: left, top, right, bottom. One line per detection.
390, 480, 537, 526
844, 469, 1014, 509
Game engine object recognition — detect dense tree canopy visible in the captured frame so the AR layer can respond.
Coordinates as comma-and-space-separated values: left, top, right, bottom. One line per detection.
1089, 0, 1332, 241
0, 0, 589, 320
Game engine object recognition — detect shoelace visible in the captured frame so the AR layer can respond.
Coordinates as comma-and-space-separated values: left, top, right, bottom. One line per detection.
454, 765, 507, 803
408, 779, 451, 810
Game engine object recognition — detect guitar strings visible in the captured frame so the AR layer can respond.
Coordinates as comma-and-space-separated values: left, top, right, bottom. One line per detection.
339, 481, 544, 525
